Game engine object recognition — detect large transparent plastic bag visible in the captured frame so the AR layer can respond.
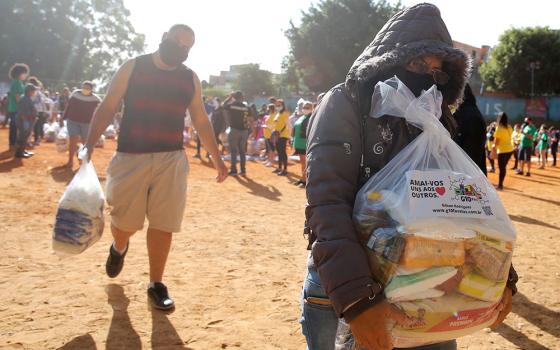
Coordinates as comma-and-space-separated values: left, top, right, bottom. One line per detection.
339, 77, 516, 348
52, 148, 105, 255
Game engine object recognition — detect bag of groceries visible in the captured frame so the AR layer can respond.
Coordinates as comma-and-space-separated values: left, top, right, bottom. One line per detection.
52, 148, 105, 255
56, 127, 69, 153
337, 77, 516, 348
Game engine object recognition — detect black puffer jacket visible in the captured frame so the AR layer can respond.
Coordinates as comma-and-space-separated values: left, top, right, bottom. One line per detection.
454, 84, 487, 175
306, 3, 473, 319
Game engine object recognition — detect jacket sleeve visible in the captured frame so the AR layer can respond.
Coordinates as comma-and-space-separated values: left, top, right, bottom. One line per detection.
306, 86, 380, 318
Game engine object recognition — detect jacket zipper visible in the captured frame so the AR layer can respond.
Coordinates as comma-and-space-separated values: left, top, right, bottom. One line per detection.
361, 116, 371, 180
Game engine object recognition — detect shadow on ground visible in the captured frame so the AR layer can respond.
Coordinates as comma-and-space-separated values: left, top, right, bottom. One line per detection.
509, 214, 560, 231
57, 333, 97, 350
234, 176, 282, 201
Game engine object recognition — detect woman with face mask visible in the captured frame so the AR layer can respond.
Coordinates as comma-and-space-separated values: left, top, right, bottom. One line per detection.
292, 101, 313, 187
272, 99, 290, 176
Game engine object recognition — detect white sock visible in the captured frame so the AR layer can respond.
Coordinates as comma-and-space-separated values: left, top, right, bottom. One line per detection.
112, 241, 127, 255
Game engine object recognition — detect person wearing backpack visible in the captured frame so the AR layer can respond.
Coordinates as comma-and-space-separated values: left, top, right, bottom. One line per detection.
223, 91, 249, 176
302, 4, 517, 350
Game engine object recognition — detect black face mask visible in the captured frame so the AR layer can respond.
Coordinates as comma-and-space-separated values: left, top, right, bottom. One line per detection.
159, 39, 189, 67
397, 68, 439, 97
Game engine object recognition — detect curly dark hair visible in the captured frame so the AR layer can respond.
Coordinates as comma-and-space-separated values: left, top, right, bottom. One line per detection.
8, 63, 30, 80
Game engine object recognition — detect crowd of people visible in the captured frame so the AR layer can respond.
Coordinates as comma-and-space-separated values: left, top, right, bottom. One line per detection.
187, 92, 318, 186
3, 64, 557, 193
0, 63, 105, 164
0, 62, 319, 187
484, 114, 559, 188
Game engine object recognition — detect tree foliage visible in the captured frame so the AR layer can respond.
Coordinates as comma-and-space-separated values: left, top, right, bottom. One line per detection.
480, 27, 560, 96
0, 0, 144, 89
280, 55, 304, 95
232, 64, 275, 98
285, 0, 401, 92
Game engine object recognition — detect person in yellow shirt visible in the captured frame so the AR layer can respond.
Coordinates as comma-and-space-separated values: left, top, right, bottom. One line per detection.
263, 104, 277, 167
273, 99, 290, 176
492, 112, 514, 190
510, 124, 521, 170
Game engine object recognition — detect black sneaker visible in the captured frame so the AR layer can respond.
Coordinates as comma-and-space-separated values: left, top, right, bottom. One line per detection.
105, 243, 128, 278
148, 282, 175, 310
15, 152, 31, 158
228, 170, 238, 176
525, 172, 531, 177
239, 171, 246, 176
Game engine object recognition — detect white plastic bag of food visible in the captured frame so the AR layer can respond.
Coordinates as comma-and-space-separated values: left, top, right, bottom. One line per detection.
44, 123, 60, 142
56, 127, 68, 152
343, 77, 516, 348
52, 148, 105, 255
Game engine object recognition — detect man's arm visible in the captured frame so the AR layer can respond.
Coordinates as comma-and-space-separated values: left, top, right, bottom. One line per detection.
188, 72, 228, 183
84, 59, 135, 156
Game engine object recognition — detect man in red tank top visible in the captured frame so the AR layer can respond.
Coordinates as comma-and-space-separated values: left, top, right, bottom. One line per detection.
84, 24, 228, 310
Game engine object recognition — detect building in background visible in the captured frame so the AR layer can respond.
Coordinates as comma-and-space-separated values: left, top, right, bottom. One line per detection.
453, 40, 491, 95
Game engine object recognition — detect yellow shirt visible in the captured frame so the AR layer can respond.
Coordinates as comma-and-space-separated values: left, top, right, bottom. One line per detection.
263, 114, 275, 139
493, 125, 514, 154
274, 111, 291, 138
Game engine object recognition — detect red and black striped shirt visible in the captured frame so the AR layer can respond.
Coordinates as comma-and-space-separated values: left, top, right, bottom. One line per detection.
118, 54, 194, 153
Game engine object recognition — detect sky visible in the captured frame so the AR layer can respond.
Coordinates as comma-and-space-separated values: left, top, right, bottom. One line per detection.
124, 0, 560, 82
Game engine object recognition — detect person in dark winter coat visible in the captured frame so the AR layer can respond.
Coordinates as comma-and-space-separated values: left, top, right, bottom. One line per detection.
302, 4, 517, 350
453, 83, 487, 175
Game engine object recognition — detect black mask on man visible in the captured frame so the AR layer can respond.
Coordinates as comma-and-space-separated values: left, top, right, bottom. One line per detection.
159, 39, 189, 66
396, 68, 440, 97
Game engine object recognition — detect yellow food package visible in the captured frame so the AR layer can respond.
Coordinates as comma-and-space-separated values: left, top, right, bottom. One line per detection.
400, 236, 465, 268
458, 272, 507, 302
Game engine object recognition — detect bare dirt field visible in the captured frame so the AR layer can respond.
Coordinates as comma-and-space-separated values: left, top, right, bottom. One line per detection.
0, 128, 558, 350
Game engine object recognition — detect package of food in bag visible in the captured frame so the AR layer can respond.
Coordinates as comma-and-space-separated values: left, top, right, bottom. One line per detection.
44, 123, 60, 143
346, 77, 516, 347
53, 148, 105, 255
56, 127, 69, 153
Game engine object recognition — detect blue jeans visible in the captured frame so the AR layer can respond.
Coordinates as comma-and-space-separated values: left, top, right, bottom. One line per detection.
228, 128, 248, 173
66, 120, 90, 142
300, 256, 458, 350
8, 111, 18, 147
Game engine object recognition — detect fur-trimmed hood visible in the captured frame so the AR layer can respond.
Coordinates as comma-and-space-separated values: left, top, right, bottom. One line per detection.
345, 3, 471, 109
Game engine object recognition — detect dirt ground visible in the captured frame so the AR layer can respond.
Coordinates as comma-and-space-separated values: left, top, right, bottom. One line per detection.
0, 128, 558, 350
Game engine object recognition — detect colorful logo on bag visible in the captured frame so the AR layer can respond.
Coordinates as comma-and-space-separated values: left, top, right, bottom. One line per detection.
449, 177, 489, 205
